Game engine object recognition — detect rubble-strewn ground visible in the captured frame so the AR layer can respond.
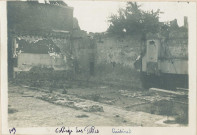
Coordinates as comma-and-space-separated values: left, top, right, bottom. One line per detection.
8, 82, 188, 127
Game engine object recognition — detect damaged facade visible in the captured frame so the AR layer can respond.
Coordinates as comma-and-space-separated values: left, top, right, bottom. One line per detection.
90, 18, 188, 89
7, 1, 96, 78
7, 1, 188, 90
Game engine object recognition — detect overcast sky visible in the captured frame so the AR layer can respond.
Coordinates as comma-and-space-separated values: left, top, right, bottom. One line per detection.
64, 1, 195, 33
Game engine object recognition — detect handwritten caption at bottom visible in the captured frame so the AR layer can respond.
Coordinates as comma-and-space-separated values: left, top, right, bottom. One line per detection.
55, 126, 99, 135
9, 126, 132, 135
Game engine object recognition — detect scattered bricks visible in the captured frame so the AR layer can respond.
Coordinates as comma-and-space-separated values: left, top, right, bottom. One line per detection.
37, 91, 104, 112
65, 101, 75, 107
68, 97, 85, 103
8, 108, 18, 114
115, 114, 120, 117
103, 100, 115, 105
84, 105, 104, 112
62, 89, 68, 94
76, 114, 89, 118
149, 88, 186, 96
54, 100, 68, 105
38, 94, 58, 102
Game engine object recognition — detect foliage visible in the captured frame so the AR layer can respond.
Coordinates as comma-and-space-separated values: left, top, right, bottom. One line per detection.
107, 2, 162, 37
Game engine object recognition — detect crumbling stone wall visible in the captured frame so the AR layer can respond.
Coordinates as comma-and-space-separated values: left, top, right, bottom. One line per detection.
89, 34, 143, 89
90, 31, 188, 89
52, 38, 73, 70
14, 36, 72, 71
71, 37, 97, 77
96, 35, 141, 68
94, 30, 188, 69
165, 31, 188, 59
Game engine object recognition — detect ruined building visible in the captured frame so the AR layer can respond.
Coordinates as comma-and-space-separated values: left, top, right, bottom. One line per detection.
7, 1, 96, 78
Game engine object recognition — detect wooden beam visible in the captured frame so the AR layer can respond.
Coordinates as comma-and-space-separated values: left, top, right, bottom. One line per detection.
149, 88, 187, 96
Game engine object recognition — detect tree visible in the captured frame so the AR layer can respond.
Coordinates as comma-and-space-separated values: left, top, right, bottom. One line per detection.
107, 8, 126, 35
107, 2, 162, 38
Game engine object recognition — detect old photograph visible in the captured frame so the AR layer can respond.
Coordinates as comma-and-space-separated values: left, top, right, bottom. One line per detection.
0, 0, 196, 134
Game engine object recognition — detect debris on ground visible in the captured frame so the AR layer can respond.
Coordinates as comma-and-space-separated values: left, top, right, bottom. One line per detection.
118, 89, 172, 102
84, 105, 104, 112
149, 88, 188, 96
37, 92, 104, 112
22, 95, 34, 97
62, 89, 68, 94
76, 114, 89, 118
8, 108, 18, 114
82, 94, 116, 105
115, 114, 120, 117
8, 83, 188, 126
102, 100, 115, 105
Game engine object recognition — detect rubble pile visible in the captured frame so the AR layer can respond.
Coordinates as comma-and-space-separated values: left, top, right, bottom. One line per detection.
36, 92, 104, 112
119, 90, 173, 102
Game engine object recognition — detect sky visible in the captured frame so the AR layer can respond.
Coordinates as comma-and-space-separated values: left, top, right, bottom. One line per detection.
64, 1, 195, 33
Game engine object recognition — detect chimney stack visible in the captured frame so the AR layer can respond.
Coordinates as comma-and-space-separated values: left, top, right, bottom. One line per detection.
184, 16, 188, 28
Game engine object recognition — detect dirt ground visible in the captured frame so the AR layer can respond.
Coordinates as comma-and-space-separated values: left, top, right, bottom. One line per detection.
8, 82, 188, 127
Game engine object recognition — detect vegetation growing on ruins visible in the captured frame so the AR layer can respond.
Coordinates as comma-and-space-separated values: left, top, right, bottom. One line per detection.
108, 2, 161, 37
